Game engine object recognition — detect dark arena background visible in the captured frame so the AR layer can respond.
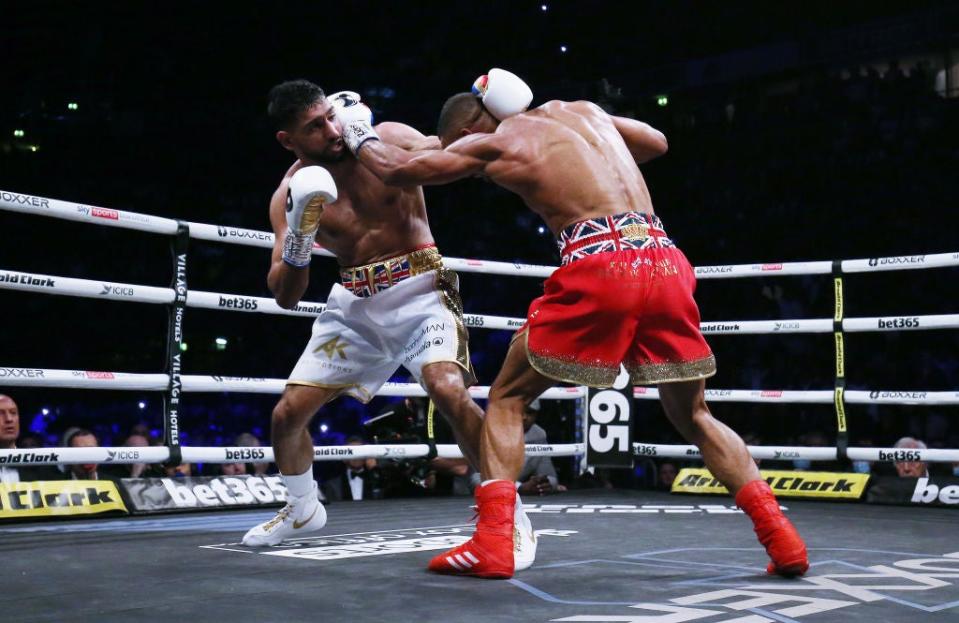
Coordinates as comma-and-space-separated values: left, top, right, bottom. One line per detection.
2, 2, 959, 622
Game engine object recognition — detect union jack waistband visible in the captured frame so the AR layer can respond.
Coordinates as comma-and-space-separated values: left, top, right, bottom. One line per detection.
557, 211, 674, 266
340, 245, 443, 298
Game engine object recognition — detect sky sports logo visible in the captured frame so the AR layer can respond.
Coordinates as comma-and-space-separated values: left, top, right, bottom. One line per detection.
89, 207, 119, 220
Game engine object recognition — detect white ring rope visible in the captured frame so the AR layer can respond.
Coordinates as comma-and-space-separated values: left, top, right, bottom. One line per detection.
3, 190, 959, 278
3, 268, 958, 334
0, 368, 586, 399
0, 443, 585, 466
2, 367, 958, 406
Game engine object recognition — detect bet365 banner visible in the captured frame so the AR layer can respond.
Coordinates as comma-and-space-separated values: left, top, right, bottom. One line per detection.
120, 475, 288, 514
585, 367, 634, 468
867, 476, 959, 508
0, 480, 127, 520
672, 468, 869, 500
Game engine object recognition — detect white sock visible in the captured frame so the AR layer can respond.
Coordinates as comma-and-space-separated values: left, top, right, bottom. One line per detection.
480, 479, 507, 487
282, 468, 315, 498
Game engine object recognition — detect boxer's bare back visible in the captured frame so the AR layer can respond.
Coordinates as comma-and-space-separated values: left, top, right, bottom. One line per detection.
355, 100, 668, 235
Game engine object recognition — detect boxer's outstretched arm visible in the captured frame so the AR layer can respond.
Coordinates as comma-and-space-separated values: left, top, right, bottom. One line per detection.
611, 115, 668, 164
356, 133, 503, 187
267, 162, 310, 309
375, 121, 441, 151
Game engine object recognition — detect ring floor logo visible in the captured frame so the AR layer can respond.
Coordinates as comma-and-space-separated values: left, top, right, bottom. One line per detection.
201, 524, 578, 560
526, 547, 959, 621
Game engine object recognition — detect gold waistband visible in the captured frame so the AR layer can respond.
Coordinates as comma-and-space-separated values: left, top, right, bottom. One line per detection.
339, 246, 444, 284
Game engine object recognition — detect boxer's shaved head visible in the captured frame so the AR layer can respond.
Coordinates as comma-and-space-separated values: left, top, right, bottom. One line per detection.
268, 80, 326, 131
437, 93, 494, 147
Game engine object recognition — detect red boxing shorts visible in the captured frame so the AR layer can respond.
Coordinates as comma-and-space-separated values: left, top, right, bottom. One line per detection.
519, 211, 716, 387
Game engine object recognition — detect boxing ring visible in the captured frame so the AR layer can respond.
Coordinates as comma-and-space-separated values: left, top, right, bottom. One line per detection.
4, 492, 959, 622
2, 190, 959, 622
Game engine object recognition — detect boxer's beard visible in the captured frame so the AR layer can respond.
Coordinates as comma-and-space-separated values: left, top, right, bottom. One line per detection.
304, 139, 347, 164
307, 148, 347, 164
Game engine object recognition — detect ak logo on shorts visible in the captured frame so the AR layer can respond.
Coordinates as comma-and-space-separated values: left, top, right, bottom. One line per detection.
315, 336, 348, 360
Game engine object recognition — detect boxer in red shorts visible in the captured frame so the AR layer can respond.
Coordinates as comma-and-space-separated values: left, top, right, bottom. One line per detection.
526, 210, 714, 386
339, 69, 809, 579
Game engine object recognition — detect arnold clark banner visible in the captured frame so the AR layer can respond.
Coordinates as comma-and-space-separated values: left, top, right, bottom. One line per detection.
120, 475, 288, 513
672, 468, 869, 500
0, 480, 127, 520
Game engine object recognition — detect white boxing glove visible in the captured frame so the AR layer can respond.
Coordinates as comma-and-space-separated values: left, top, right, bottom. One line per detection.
283, 165, 337, 267
331, 90, 380, 154
472, 68, 533, 120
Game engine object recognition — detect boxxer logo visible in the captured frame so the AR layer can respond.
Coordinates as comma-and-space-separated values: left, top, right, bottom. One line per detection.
215, 227, 272, 241
0, 192, 49, 207
868, 255, 926, 267
696, 266, 733, 274
0, 368, 44, 378
869, 391, 927, 400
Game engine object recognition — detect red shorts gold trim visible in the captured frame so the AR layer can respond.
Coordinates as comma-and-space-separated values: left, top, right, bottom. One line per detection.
520, 246, 716, 387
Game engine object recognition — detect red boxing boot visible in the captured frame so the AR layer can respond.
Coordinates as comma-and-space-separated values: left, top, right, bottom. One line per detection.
735, 479, 809, 577
428, 480, 516, 579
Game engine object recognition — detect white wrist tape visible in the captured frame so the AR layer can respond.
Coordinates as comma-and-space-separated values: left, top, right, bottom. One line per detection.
282, 230, 316, 267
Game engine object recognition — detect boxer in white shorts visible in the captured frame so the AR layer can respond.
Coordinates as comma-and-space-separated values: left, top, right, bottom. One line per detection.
288, 245, 469, 403
241, 80, 536, 572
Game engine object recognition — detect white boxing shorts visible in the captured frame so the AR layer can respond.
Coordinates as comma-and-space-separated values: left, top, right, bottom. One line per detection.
287, 246, 476, 402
